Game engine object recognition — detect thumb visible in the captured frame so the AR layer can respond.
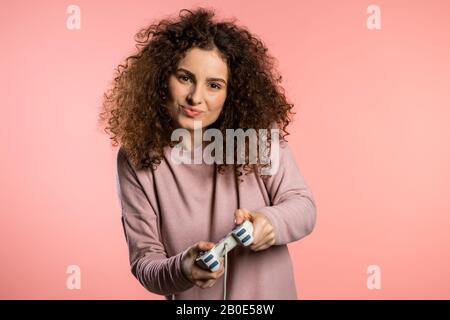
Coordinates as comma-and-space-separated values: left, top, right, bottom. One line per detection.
234, 208, 252, 225
194, 241, 215, 254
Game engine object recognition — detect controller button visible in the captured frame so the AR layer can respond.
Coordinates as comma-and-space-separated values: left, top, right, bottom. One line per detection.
242, 235, 251, 244
210, 260, 219, 270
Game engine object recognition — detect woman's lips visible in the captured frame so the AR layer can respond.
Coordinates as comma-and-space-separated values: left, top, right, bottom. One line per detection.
180, 105, 202, 117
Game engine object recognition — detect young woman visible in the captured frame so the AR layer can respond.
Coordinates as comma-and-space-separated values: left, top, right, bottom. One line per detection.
99, 7, 316, 300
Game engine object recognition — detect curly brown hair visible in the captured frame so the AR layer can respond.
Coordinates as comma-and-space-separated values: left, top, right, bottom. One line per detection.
98, 7, 295, 181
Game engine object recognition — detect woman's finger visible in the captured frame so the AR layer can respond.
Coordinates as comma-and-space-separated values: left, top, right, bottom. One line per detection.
254, 224, 273, 243
192, 267, 220, 280
192, 257, 225, 281
251, 233, 275, 251
262, 223, 274, 236
195, 278, 216, 289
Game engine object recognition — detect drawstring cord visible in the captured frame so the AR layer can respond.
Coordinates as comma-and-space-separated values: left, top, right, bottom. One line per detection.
223, 242, 228, 300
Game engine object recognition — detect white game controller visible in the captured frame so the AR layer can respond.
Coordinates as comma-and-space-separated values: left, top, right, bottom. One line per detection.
195, 220, 254, 272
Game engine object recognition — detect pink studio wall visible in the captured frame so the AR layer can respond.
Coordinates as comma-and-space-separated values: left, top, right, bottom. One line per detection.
1, 0, 449, 299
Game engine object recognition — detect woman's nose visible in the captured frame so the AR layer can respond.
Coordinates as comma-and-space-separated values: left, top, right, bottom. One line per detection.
187, 86, 202, 105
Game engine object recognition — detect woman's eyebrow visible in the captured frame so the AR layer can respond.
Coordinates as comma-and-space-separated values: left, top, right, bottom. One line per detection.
177, 68, 227, 85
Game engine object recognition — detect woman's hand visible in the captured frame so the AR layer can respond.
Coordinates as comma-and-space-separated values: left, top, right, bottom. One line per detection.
181, 241, 225, 289
234, 208, 276, 251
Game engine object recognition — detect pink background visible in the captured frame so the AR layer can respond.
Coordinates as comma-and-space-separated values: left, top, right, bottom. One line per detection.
1, 0, 449, 299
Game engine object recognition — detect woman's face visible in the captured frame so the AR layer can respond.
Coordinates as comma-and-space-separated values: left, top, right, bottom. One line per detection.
166, 47, 228, 133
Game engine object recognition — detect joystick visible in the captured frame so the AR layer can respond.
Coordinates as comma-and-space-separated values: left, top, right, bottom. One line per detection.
195, 220, 254, 272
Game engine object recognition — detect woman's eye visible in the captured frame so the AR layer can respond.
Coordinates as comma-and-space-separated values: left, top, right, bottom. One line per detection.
210, 83, 221, 90
178, 75, 190, 82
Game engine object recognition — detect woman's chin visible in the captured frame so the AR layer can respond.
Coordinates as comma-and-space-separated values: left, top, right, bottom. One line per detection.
178, 117, 207, 130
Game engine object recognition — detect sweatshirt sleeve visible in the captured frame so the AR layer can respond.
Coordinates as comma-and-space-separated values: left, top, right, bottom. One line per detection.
254, 140, 317, 246
116, 148, 194, 296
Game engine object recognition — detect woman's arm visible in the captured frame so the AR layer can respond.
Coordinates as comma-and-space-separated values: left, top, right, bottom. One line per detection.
254, 140, 317, 246
116, 148, 194, 295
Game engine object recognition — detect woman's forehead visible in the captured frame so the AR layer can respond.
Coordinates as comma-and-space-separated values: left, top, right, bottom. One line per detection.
177, 47, 228, 79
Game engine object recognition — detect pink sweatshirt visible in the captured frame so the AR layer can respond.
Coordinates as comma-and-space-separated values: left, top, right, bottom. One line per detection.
116, 139, 316, 300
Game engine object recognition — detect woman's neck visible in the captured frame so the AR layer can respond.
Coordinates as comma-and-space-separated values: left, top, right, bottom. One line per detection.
181, 129, 204, 152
